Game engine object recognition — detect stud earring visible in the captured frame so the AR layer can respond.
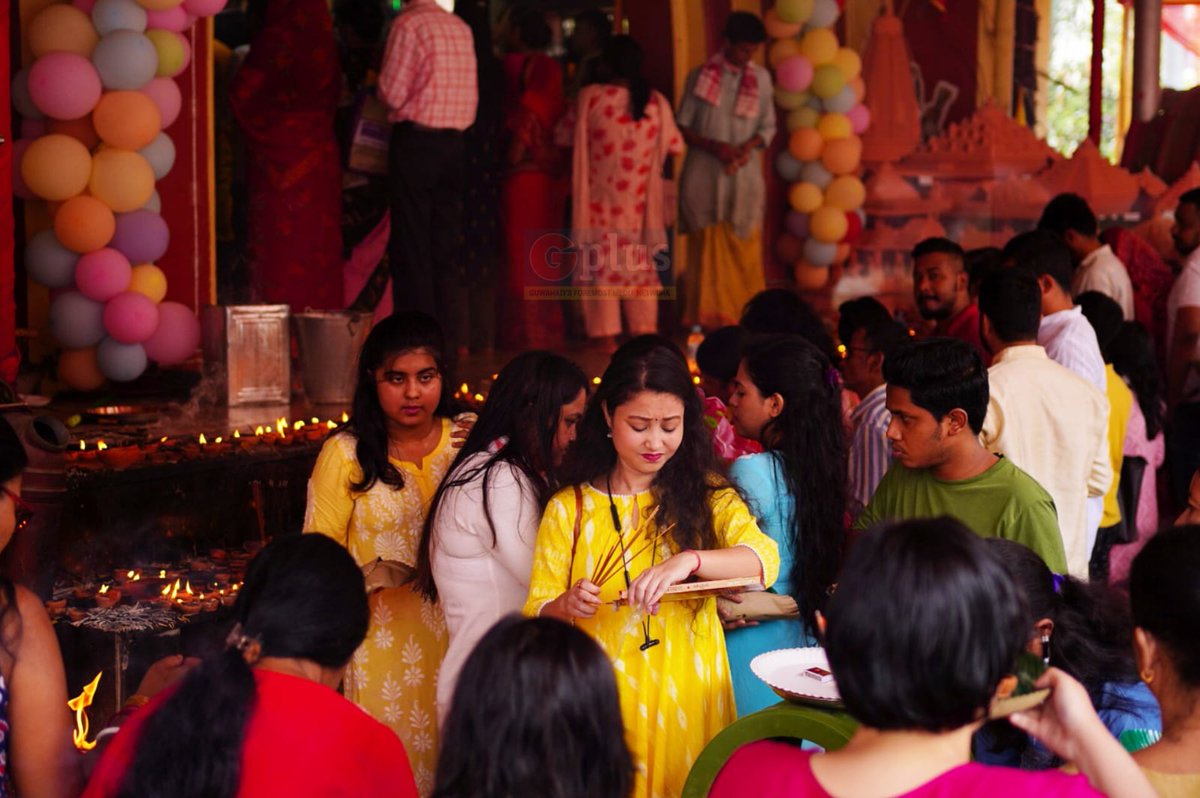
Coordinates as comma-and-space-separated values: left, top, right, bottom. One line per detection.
1141, 669, 1155, 685
606, 430, 612, 438
1041, 633, 1051, 666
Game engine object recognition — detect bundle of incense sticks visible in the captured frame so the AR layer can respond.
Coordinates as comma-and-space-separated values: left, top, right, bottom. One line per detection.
591, 522, 677, 589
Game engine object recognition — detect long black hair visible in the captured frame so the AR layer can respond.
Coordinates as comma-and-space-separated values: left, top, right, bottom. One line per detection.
0, 417, 26, 659
117, 535, 369, 798
740, 289, 838, 363
1109, 321, 1164, 440
1131, 525, 1200, 688
602, 35, 651, 121
415, 351, 588, 601
986, 538, 1139, 703
341, 312, 455, 493
560, 344, 725, 553
434, 615, 634, 798
740, 335, 847, 638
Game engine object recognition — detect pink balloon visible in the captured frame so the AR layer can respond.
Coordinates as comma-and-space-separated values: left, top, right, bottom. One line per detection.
76, 248, 133, 302
73, 0, 98, 12
145, 5, 189, 30
143, 301, 201, 365
102, 291, 160, 344
776, 55, 814, 94
27, 53, 103, 121
182, 0, 223, 15
141, 77, 181, 127
12, 141, 34, 200
848, 103, 871, 136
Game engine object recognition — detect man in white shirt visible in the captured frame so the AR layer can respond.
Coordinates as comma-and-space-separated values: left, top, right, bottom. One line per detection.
978, 269, 1112, 578
1167, 188, 1200, 503
1039, 193, 1135, 321
1004, 229, 1108, 554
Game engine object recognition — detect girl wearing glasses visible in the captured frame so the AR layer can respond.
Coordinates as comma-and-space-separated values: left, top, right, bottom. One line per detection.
524, 343, 779, 798
304, 312, 472, 795
0, 416, 79, 797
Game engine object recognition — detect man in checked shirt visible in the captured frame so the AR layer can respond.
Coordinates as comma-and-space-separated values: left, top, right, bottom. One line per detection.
379, 0, 478, 352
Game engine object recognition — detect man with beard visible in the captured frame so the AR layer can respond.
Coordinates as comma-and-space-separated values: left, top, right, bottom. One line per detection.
1167, 188, 1200, 503
910, 238, 989, 364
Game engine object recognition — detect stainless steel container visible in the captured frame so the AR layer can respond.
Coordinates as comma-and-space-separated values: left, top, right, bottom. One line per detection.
293, 311, 373, 406
201, 305, 291, 405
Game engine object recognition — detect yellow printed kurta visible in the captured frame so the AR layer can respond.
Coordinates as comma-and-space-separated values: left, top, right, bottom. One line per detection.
304, 419, 459, 797
524, 484, 779, 798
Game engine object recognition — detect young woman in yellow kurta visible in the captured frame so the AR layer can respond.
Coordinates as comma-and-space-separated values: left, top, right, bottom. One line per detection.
525, 342, 779, 798
304, 312, 468, 797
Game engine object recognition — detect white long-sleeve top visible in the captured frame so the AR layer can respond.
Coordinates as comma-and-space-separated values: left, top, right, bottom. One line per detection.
981, 345, 1112, 578
429, 452, 541, 724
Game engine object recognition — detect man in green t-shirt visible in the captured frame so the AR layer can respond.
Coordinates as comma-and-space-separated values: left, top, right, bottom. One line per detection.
854, 338, 1068, 573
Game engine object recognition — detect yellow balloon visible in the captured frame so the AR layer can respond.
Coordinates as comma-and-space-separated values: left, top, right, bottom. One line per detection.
146, 29, 187, 77
89, 148, 156, 212
825, 175, 867, 211
787, 107, 820, 132
811, 64, 848, 99
798, 29, 838, 67
28, 5, 99, 58
788, 127, 824, 162
789, 182, 824, 214
764, 9, 803, 39
817, 113, 852, 141
794, 261, 831, 290
821, 135, 863, 176
832, 48, 863, 82
811, 206, 849, 244
776, 0, 815, 24
58, 347, 106, 391
129, 264, 168, 303
21, 134, 92, 201
774, 88, 808, 111
768, 39, 803, 69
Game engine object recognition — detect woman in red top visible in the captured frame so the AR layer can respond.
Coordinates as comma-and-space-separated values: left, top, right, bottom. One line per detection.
83, 535, 417, 798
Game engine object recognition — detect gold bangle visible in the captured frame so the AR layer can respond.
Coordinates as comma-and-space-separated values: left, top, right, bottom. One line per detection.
122, 694, 150, 710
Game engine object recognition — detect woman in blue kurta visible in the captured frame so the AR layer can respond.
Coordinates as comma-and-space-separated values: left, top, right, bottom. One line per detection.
724, 335, 849, 715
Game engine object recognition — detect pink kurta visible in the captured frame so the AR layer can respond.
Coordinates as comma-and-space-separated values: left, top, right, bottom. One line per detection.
1108, 399, 1165, 585
570, 85, 682, 337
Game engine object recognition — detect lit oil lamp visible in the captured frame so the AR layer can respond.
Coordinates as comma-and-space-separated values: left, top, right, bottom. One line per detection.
95, 584, 120, 609
99, 443, 144, 469
341, 411, 349, 423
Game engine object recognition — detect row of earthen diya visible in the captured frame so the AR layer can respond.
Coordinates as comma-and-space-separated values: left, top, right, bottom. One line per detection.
65, 413, 350, 467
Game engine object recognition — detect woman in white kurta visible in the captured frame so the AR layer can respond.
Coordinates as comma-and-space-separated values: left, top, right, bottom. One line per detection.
415, 351, 587, 723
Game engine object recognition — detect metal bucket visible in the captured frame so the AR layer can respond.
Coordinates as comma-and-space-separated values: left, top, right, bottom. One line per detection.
293, 311, 374, 405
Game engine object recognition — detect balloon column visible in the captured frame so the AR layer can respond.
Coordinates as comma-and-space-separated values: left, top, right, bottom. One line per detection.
766, 0, 870, 290
14, 0, 220, 389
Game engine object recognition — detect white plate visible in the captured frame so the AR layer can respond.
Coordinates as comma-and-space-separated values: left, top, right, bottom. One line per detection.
18, 394, 51, 408
750, 647, 843, 707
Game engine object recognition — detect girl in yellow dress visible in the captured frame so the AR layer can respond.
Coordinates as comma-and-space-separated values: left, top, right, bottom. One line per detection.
305, 312, 469, 796
524, 342, 780, 798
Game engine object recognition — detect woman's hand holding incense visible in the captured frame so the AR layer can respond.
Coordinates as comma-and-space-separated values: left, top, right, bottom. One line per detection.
542, 579, 602, 621
626, 553, 696, 615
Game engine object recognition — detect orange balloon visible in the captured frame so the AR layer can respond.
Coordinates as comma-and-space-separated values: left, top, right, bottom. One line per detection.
54, 195, 116, 253
821, 135, 863, 176
93, 91, 162, 150
47, 115, 100, 150
58, 347, 106, 391
850, 77, 866, 103
28, 5, 99, 58
817, 113, 852, 141
835, 243, 852, 264
21, 134, 92, 201
794, 261, 831, 290
764, 8, 803, 39
825, 175, 867, 210
768, 39, 803, 69
89, 148, 156, 212
789, 182, 824, 214
788, 127, 824, 162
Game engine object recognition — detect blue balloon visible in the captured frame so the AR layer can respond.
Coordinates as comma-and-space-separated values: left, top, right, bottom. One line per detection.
803, 238, 838, 267
92, 0, 148, 35
25, 230, 79, 289
775, 151, 804, 182
139, 133, 175, 180
824, 85, 857, 114
809, 0, 840, 28
92, 31, 157, 90
97, 337, 148, 382
49, 292, 106, 348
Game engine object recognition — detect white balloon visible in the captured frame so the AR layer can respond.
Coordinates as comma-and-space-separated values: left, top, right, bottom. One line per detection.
97, 337, 148, 382
824, 85, 857, 114
775, 151, 804, 182
92, 0, 148, 35
25, 230, 80, 288
142, 189, 161, 213
800, 161, 833, 189
808, 0, 840, 28
803, 238, 837, 267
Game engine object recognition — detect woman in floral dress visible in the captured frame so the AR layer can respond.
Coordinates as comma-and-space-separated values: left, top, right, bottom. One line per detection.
305, 312, 469, 796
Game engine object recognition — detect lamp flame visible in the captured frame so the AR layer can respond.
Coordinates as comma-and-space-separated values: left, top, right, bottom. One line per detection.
255, 425, 265, 436
79, 440, 86, 451
198, 434, 207, 445
68, 672, 102, 751
341, 412, 349, 423
233, 430, 241, 439
160, 436, 168, 443
276, 418, 287, 436
460, 383, 469, 395
98, 584, 110, 595
96, 441, 108, 451
310, 417, 319, 424
184, 581, 194, 596
158, 569, 166, 579
326, 420, 337, 429
293, 420, 304, 431
592, 377, 601, 385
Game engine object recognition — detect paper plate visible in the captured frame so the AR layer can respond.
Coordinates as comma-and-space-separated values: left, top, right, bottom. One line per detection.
751, 647, 843, 707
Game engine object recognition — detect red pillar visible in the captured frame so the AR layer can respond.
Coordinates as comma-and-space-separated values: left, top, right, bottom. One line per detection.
1088, 0, 1104, 144
1, 0, 15, 385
